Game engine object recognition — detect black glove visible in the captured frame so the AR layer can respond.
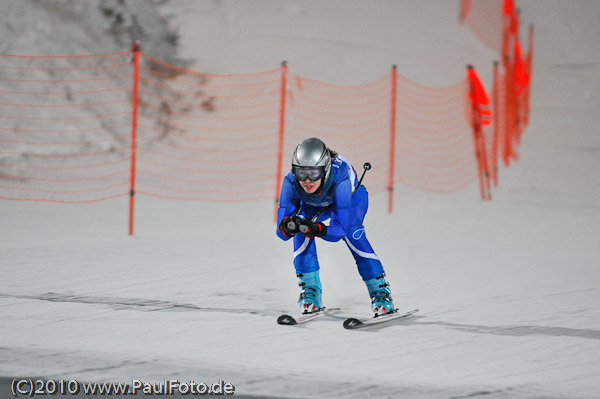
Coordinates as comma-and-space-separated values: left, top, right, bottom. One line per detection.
298, 219, 327, 238
279, 215, 301, 238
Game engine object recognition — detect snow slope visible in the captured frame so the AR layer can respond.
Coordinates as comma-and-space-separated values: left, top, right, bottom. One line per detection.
1, 1, 600, 398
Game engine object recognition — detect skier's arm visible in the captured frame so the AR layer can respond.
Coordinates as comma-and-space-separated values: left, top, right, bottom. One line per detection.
321, 179, 352, 242
276, 177, 299, 241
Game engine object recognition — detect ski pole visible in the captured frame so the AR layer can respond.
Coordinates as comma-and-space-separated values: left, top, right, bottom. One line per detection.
286, 207, 302, 231
299, 206, 330, 234
353, 162, 371, 194
297, 162, 372, 234
308, 161, 371, 222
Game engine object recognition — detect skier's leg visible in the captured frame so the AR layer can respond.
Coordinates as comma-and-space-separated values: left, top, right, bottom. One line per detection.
344, 226, 384, 280
344, 188, 383, 280
292, 234, 322, 312
344, 189, 394, 316
293, 233, 318, 274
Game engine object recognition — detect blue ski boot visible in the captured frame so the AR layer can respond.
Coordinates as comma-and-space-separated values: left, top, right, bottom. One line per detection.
365, 273, 395, 317
297, 271, 322, 314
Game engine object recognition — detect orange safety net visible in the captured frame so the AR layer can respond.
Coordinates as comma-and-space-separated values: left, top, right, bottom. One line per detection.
285, 73, 392, 195
135, 53, 281, 202
0, 51, 132, 203
460, 0, 533, 179
1, 48, 491, 230
285, 68, 485, 209
460, 0, 504, 52
468, 66, 494, 200
394, 76, 478, 194
284, 72, 477, 193
495, 27, 533, 169
284, 68, 488, 211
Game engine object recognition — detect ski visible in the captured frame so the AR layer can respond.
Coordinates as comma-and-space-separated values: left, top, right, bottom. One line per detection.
343, 308, 419, 329
277, 307, 341, 325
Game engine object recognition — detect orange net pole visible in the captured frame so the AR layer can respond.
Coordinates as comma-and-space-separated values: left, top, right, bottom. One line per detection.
470, 71, 486, 200
467, 66, 492, 200
129, 42, 140, 236
388, 65, 398, 213
504, 55, 516, 166
492, 61, 500, 187
462, 0, 533, 175
523, 24, 534, 128
274, 61, 288, 223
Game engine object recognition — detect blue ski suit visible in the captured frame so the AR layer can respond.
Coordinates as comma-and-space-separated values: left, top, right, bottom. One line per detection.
276, 155, 384, 281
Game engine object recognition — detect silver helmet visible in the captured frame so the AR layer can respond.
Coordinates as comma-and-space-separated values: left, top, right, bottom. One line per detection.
291, 137, 332, 182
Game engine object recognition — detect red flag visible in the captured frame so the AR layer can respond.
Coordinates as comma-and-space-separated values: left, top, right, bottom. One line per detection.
467, 67, 492, 126
503, 0, 519, 36
503, 0, 515, 16
514, 39, 530, 96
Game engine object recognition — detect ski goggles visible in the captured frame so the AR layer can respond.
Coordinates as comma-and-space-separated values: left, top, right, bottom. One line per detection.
293, 166, 324, 182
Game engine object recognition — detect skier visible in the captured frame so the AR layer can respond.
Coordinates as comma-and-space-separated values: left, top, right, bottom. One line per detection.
276, 137, 395, 316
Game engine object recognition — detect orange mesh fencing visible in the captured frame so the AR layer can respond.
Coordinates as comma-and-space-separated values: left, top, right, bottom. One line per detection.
496, 25, 533, 168
460, 0, 504, 52
460, 0, 534, 179
1, 47, 493, 233
285, 73, 392, 197
0, 51, 133, 203
286, 66, 487, 212
394, 76, 478, 194
135, 52, 281, 202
